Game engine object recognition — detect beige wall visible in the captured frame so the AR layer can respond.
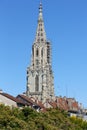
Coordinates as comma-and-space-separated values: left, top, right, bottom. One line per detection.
0, 94, 17, 107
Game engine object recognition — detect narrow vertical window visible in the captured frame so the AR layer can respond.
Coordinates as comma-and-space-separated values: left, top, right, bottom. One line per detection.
41, 38, 43, 42
47, 45, 50, 64
35, 75, 39, 91
41, 48, 43, 57
36, 48, 39, 57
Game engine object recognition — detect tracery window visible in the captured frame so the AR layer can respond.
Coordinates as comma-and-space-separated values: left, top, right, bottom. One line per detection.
35, 75, 39, 91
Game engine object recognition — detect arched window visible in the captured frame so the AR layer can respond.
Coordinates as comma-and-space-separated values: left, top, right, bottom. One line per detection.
35, 75, 39, 91
36, 48, 39, 57
41, 38, 43, 42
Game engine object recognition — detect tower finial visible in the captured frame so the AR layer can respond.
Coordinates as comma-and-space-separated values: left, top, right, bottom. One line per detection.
40, 0, 42, 4
39, 1, 42, 14
38, 1, 43, 21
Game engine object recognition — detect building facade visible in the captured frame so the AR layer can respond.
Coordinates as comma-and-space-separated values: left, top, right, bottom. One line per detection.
0, 90, 25, 108
26, 3, 55, 103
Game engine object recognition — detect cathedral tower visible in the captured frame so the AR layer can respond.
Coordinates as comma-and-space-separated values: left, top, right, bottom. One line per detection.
26, 3, 55, 102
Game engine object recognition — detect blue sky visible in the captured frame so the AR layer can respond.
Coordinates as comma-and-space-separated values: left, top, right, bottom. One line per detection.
0, 0, 87, 108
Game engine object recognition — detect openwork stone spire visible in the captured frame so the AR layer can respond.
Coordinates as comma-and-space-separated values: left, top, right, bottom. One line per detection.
35, 2, 46, 43
26, 2, 55, 103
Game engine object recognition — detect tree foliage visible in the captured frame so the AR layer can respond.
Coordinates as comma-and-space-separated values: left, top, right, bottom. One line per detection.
0, 104, 87, 130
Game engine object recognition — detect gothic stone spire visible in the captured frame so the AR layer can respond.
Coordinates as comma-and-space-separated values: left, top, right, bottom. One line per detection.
35, 2, 46, 43
26, 2, 55, 103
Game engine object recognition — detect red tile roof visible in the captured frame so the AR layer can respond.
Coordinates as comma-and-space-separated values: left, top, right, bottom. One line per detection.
56, 98, 69, 110
17, 95, 45, 109
37, 101, 45, 108
56, 97, 79, 111
49, 102, 57, 108
16, 94, 36, 105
